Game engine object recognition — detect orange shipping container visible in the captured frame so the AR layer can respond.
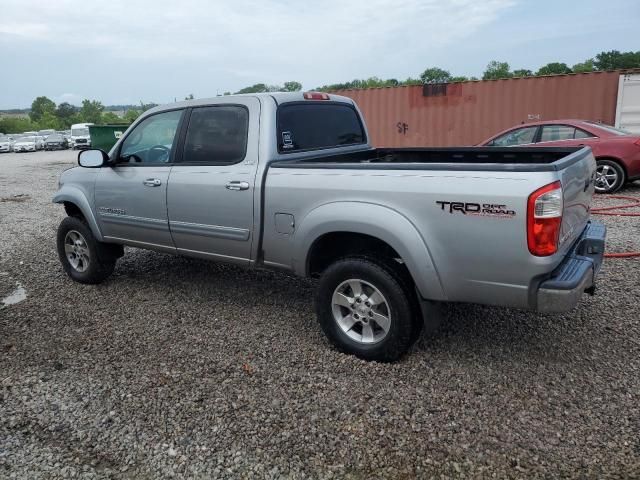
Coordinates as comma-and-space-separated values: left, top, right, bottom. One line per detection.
333, 70, 637, 147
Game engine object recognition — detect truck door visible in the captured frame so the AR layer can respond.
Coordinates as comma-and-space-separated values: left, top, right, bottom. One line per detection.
94, 109, 184, 250
167, 98, 259, 265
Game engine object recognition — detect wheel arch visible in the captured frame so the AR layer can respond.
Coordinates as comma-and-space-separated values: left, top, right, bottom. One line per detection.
53, 186, 104, 241
295, 202, 446, 301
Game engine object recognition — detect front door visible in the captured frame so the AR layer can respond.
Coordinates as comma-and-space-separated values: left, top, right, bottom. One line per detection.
167, 99, 259, 264
95, 109, 184, 250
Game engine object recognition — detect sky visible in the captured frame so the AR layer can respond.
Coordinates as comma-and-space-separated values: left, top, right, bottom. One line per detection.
0, 0, 638, 109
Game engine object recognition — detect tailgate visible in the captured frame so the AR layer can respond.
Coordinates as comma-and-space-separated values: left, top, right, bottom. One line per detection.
557, 148, 596, 252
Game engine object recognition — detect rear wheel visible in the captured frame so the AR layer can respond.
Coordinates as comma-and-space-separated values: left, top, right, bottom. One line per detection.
595, 159, 625, 193
315, 257, 419, 362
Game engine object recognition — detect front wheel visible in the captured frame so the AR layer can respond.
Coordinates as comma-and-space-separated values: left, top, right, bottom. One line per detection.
56, 216, 117, 284
595, 159, 625, 194
315, 257, 419, 362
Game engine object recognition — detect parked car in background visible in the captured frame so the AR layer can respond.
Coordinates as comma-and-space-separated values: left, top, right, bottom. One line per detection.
38, 129, 56, 139
35, 136, 46, 150
480, 120, 640, 193
44, 133, 68, 150
12, 136, 38, 152
70, 123, 93, 149
0, 136, 11, 153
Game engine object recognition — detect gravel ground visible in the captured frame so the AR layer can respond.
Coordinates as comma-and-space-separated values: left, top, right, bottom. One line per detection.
1, 150, 639, 479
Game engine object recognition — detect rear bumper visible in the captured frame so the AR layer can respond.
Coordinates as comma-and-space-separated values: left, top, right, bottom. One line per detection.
536, 221, 606, 313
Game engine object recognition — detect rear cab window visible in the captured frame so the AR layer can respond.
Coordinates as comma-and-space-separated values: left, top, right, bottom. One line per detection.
277, 102, 366, 153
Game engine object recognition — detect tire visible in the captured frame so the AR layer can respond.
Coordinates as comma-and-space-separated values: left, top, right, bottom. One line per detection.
56, 216, 117, 284
315, 257, 419, 362
595, 159, 625, 194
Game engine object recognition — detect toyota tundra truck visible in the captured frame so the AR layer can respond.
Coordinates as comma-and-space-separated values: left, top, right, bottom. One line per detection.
53, 92, 606, 361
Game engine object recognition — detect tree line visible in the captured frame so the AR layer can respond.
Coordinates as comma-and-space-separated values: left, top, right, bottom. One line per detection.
0, 98, 157, 134
2, 50, 638, 134
312, 49, 640, 91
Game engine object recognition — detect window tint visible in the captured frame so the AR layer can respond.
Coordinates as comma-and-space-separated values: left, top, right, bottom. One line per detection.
277, 103, 365, 153
574, 128, 595, 139
540, 125, 576, 142
182, 106, 249, 165
490, 126, 537, 146
120, 110, 182, 164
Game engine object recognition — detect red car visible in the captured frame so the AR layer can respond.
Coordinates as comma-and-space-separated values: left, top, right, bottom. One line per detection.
480, 120, 640, 193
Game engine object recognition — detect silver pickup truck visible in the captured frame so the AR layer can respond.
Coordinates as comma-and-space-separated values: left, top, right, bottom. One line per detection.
54, 92, 606, 361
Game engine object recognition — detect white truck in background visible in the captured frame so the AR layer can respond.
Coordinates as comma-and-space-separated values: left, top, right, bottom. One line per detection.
70, 123, 94, 150
616, 73, 640, 135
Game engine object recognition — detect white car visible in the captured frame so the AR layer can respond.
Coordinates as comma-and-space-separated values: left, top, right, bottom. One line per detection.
0, 135, 12, 153
12, 136, 38, 152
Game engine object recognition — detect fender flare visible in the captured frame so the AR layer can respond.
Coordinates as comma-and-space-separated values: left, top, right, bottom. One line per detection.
52, 186, 104, 241
293, 201, 446, 301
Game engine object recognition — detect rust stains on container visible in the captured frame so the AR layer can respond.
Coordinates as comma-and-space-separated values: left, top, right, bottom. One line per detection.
334, 70, 636, 147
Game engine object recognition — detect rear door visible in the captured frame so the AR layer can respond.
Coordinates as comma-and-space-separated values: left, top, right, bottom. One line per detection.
167, 98, 259, 264
94, 109, 184, 250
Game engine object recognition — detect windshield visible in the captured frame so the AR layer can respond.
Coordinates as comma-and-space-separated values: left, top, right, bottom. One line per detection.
47, 134, 63, 141
72, 128, 90, 136
20, 136, 37, 142
585, 122, 631, 136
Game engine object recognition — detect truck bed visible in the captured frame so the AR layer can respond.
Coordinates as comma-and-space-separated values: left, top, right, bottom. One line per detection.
270, 146, 588, 172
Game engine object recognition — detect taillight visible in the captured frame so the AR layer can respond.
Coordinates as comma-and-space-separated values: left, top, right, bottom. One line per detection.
634, 138, 640, 147
303, 92, 330, 100
527, 181, 563, 256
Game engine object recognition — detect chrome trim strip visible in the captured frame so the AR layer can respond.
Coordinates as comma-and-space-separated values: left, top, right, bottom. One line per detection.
169, 221, 250, 241
99, 213, 168, 231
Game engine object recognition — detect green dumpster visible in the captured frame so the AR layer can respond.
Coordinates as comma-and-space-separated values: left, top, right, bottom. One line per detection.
89, 124, 128, 152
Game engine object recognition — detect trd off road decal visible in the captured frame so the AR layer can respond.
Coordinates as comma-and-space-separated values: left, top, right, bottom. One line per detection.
436, 201, 516, 218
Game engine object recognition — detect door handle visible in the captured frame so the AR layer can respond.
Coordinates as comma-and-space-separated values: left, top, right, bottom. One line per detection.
143, 178, 162, 187
226, 181, 250, 191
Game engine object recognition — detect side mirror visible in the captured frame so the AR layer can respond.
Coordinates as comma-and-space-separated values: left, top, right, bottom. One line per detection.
78, 149, 108, 168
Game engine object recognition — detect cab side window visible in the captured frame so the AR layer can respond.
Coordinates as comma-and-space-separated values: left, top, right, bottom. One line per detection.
181, 106, 249, 165
490, 126, 538, 146
119, 110, 183, 164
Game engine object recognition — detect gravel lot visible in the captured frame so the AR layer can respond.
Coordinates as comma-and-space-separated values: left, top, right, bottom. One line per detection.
1, 150, 639, 479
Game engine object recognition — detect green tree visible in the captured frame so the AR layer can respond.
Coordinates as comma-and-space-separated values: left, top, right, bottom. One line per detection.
0, 116, 37, 134
185, 93, 195, 100
593, 50, 640, 70
55, 102, 77, 127
79, 100, 104, 123
30, 96, 56, 122
37, 111, 62, 130
572, 59, 596, 73
282, 81, 303, 92
512, 69, 533, 77
482, 61, 512, 80
450, 76, 469, 82
124, 109, 142, 123
101, 112, 123, 124
536, 62, 572, 76
235, 83, 271, 94
420, 67, 452, 84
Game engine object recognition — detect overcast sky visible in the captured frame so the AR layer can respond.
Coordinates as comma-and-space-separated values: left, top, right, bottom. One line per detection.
0, 0, 638, 109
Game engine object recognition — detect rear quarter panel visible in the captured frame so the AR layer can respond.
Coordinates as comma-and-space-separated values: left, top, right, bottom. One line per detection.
263, 167, 570, 309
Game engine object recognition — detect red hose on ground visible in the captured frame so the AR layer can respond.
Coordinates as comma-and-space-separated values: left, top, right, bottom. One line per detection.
590, 195, 640, 258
